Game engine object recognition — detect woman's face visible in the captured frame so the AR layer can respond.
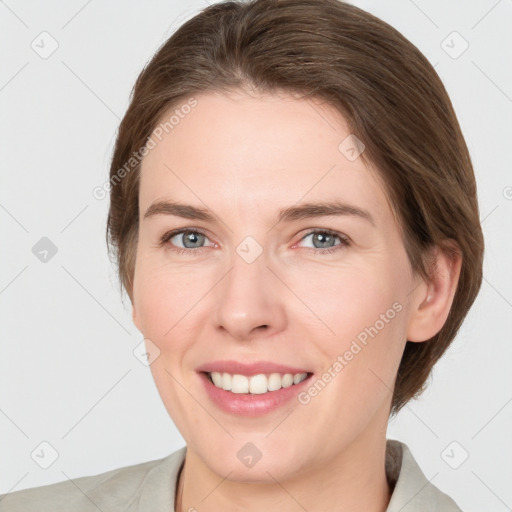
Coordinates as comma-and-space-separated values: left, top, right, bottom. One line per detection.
132, 89, 422, 480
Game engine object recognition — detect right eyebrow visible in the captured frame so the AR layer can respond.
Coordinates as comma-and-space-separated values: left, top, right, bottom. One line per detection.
143, 201, 216, 222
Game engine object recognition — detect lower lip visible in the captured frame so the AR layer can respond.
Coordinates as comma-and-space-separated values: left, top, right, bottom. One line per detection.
198, 372, 313, 417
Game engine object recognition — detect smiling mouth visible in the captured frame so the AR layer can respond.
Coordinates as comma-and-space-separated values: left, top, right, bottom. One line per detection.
203, 371, 313, 394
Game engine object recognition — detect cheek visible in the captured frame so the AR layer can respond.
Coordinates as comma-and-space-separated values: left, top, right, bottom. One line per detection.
133, 257, 171, 332
288, 260, 406, 342
291, 267, 408, 436
288, 257, 409, 391
133, 260, 211, 350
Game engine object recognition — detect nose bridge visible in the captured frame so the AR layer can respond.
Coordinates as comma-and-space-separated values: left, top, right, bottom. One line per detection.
214, 240, 286, 340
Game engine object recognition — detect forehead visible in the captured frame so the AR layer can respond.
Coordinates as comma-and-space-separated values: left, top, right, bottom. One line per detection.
138, 90, 391, 224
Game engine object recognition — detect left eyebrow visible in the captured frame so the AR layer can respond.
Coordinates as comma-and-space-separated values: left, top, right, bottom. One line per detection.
143, 200, 375, 226
277, 201, 375, 226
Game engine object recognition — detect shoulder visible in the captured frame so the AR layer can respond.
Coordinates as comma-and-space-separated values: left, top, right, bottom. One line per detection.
0, 446, 187, 512
386, 439, 464, 512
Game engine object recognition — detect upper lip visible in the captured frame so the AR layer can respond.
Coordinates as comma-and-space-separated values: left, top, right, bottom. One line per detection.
196, 360, 312, 376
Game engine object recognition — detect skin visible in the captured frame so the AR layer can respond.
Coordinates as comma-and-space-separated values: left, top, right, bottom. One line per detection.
131, 89, 461, 512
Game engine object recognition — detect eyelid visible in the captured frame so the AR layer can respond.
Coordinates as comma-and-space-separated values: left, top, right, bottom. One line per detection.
159, 227, 213, 247
295, 228, 351, 246
159, 227, 351, 254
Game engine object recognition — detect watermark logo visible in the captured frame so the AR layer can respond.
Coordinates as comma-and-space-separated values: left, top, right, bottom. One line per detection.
32, 237, 58, 263
31, 31, 59, 59
237, 442, 263, 468
133, 338, 161, 366
440, 441, 469, 469
441, 31, 469, 60
31, 441, 59, 469
338, 134, 365, 162
236, 236, 264, 264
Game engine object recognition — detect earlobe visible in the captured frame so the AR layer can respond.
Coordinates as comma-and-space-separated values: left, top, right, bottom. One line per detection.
132, 305, 141, 333
406, 241, 462, 343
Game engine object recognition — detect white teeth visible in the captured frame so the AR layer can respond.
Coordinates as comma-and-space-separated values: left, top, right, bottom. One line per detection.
222, 372, 232, 391
248, 374, 267, 394
231, 374, 249, 393
267, 373, 282, 391
208, 371, 308, 394
211, 372, 223, 388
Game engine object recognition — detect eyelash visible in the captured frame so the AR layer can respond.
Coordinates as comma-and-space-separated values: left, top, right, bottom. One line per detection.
159, 228, 351, 256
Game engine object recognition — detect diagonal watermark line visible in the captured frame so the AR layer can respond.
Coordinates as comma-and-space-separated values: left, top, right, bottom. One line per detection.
0, 472, 30, 500
61, 470, 106, 511
60, 205, 89, 233
0, 265, 29, 296
164, 368, 234, 438
61, 265, 131, 334
266, 163, 337, 235
61, 0, 93, 29
61, 369, 132, 439
406, 0, 439, 28
199, 470, 234, 502
368, 367, 439, 438
265, 266, 336, 335
163, 267, 233, 337
307, 100, 337, 131
402, 404, 440, 439
480, 204, 499, 224
0, 203, 29, 233
483, 276, 512, 309
61, 61, 121, 120
0, 0, 29, 28
0, 408, 29, 439
406, 280, 423, 300
163, 163, 233, 234
471, 470, 511, 509
397, 472, 439, 512
266, 471, 309, 511
471, 0, 501, 30
471, 394, 512, 439
0, 62, 29, 92
472, 61, 512, 105
265, 408, 295, 438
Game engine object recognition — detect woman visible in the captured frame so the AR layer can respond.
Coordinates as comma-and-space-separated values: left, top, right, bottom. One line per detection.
0, 0, 484, 510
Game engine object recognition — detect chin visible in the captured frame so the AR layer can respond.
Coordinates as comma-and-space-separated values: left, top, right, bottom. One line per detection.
196, 439, 307, 482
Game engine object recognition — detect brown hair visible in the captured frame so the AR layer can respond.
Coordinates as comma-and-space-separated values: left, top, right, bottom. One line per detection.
106, 0, 484, 417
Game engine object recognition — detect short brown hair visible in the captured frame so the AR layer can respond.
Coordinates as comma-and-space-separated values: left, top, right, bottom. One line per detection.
106, 0, 484, 416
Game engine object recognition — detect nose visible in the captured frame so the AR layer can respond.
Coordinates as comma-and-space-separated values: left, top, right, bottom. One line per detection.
214, 251, 287, 341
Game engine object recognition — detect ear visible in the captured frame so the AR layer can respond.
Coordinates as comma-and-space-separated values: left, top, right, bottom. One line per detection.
406, 240, 462, 343
132, 303, 142, 333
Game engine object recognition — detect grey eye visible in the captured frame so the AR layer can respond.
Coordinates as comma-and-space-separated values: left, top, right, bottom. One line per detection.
171, 231, 207, 249
302, 231, 341, 249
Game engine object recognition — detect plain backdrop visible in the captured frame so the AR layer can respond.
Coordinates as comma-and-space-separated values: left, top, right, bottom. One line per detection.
1, 1, 511, 510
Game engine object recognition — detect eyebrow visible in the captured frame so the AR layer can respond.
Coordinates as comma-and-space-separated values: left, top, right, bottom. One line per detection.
143, 200, 375, 226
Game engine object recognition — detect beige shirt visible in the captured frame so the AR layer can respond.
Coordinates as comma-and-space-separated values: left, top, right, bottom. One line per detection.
0, 439, 463, 511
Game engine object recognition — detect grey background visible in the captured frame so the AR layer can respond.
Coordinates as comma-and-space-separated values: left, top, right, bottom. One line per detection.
1, 0, 511, 510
